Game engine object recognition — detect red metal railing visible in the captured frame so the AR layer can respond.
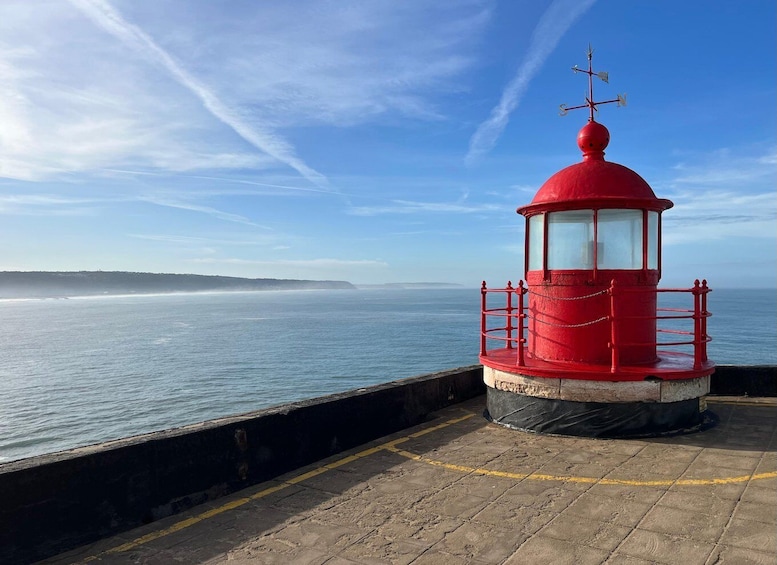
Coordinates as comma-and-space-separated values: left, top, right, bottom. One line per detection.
481, 280, 528, 366
481, 279, 711, 372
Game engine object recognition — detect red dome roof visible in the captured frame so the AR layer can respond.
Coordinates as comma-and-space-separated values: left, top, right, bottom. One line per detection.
518, 121, 672, 216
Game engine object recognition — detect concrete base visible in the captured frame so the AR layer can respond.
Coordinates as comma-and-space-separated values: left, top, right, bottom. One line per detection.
483, 366, 710, 402
484, 367, 710, 438
486, 386, 706, 438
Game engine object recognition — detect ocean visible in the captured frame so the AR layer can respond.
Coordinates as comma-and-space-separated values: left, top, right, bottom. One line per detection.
1, 287, 774, 463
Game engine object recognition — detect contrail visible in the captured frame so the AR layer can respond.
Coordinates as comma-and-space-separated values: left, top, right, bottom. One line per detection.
69, 0, 329, 188
465, 0, 596, 165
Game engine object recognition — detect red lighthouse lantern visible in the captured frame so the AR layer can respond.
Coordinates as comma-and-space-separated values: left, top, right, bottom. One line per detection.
480, 48, 714, 437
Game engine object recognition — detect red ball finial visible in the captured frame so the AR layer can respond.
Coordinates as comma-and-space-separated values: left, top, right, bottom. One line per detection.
577, 120, 609, 160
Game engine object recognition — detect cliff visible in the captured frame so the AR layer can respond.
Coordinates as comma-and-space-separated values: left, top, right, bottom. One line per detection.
0, 271, 355, 298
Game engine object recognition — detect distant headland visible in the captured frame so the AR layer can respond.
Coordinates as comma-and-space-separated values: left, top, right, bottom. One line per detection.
0, 271, 355, 299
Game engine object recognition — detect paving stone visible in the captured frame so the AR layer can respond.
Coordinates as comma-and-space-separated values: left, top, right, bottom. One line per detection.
718, 516, 777, 553
485, 451, 558, 474
269, 519, 369, 552
422, 444, 509, 467
606, 462, 693, 482
374, 511, 463, 546
213, 535, 299, 565
447, 470, 515, 500
704, 544, 777, 565
617, 529, 715, 565
215, 547, 330, 565
408, 550, 490, 565
321, 497, 395, 529
334, 450, 406, 476
415, 489, 493, 519
532, 460, 617, 480
656, 488, 737, 517
683, 457, 760, 478
732, 499, 777, 524
635, 444, 702, 464
740, 482, 777, 505
383, 460, 464, 490
604, 552, 664, 564
755, 454, 777, 473
639, 504, 728, 542
562, 491, 655, 528
587, 439, 649, 457
539, 512, 633, 552
585, 483, 666, 506
320, 557, 364, 565
337, 531, 431, 565
503, 535, 610, 565
267, 486, 338, 517
499, 480, 584, 512
694, 449, 765, 469
471, 503, 557, 535
432, 520, 525, 563
361, 469, 429, 495
555, 445, 638, 466
297, 468, 374, 496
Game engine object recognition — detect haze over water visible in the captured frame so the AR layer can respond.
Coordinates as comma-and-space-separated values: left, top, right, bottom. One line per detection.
1, 288, 774, 463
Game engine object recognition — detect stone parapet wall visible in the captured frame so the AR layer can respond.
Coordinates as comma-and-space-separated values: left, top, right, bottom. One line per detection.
0, 366, 484, 564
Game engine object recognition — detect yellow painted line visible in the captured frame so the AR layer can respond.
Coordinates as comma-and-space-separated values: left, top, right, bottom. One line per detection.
76, 412, 475, 562
385, 445, 777, 487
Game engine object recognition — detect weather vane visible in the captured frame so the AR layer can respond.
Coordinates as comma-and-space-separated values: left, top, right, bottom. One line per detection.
559, 45, 626, 121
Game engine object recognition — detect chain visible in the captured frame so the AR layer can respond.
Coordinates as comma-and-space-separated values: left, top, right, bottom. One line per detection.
527, 288, 608, 301
531, 315, 609, 328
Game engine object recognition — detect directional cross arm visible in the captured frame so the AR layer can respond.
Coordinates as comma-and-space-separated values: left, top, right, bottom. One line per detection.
560, 46, 626, 121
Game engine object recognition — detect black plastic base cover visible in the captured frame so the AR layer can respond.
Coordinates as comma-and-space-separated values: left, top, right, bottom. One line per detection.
486, 386, 707, 438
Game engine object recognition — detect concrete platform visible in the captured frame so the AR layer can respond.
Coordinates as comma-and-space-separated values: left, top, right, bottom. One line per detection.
42, 396, 777, 565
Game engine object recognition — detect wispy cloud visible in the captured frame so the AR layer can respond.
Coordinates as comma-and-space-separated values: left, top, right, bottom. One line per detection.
663, 190, 776, 244
128, 234, 277, 246
137, 194, 268, 228
670, 146, 777, 186
1, 1, 488, 182
348, 198, 502, 216
69, 0, 328, 187
660, 146, 777, 244
186, 176, 338, 197
465, 0, 596, 164
0, 193, 105, 215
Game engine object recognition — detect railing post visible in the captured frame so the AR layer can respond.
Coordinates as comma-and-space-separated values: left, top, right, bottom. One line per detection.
692, 279, 702, 369
506, 281, 513, 350
609, 279, 619, 373
480, 281, 487, 357
517, 280, 525, 366
700, 279, 709, 362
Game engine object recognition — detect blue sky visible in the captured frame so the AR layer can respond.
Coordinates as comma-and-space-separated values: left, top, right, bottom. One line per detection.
0, 1, 774, 288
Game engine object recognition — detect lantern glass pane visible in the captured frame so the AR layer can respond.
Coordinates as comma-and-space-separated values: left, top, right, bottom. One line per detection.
647, 211, 659, 269
597, 209, 643, 269
547, 210, 594, 269
528, 214, 544, 271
